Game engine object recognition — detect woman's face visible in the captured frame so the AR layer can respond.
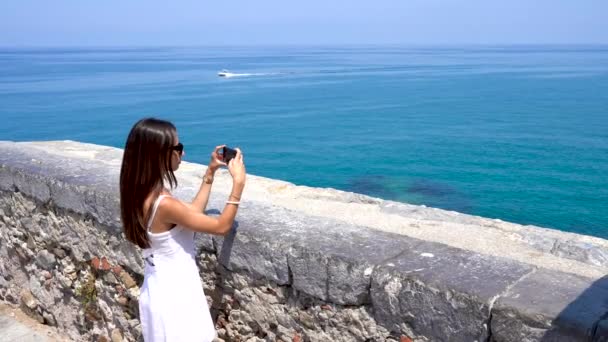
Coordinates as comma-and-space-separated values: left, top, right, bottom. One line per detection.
171, 134, 184, 171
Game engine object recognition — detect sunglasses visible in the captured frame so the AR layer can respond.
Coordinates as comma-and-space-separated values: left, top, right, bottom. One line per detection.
172, 142, 184, 154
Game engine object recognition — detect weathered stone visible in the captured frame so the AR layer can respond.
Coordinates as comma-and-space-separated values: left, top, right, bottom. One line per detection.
371, 240, 533, 342
284, 209, 414, 306
110, 328, 123, 342
116, 296, 128, 306
91, 256, 101, 270
33, 312, 44, 324
96, 256, 112, 271
36, 249, 56, 270
67, 271, 78, 281
43, 310, 57, 326
103, 272, 119, 285
127, 286, 140, 298
20, 289, 37, 310
298, 311, 315, 329
119, 271, 137, 289
214, 212, 291, 285
98, 299, 113, 321
63, 262, 76, 274
128, 318, 140, 329
26, 234, 36, 249
54, 247, 67, 259
57, 273, 73, 288
492, 271, 608, 341
112, 265, 123, 276
195, 232, 215, 253
238, 323, 253, 335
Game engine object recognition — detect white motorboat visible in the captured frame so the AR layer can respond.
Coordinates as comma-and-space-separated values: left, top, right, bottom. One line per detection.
217, 69, 233, 77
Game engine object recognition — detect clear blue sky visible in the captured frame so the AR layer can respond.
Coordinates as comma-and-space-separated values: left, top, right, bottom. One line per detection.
1, 0, 607, 46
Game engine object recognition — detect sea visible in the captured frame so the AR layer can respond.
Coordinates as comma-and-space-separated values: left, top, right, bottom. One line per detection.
1, 46, 607, 239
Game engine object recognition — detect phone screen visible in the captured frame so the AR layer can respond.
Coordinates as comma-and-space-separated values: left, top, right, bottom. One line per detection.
222, 147, 237, 163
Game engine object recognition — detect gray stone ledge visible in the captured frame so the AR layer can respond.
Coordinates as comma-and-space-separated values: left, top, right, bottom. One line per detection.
0, 142, 122, 229
1, 140, 608, 341
370, 240, 534, 341
492, 270, 608, 341
3, 141, 608, 273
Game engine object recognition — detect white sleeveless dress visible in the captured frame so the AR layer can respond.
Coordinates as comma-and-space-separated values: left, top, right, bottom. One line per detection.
139, 195, 216, 342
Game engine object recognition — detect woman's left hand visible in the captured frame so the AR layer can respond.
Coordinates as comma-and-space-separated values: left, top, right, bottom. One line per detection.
208, 145, 227, 172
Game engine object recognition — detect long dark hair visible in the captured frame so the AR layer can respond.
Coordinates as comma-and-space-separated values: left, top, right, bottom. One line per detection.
119, 118, 178, 248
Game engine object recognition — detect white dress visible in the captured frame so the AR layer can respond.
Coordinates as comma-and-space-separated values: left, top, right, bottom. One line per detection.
139, 195, 216, 342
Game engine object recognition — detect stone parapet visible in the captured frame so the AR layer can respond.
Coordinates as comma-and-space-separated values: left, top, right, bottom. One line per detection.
0, 141, 607, 341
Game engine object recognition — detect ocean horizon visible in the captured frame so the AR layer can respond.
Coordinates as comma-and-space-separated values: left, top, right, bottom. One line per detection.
1, 45, 607, 239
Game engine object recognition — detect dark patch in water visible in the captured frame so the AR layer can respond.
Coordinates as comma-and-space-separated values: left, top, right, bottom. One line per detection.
347, 175, 399, 200
406, 178, 473, 213
407, 179, 458, 197
347, 176, 474, 214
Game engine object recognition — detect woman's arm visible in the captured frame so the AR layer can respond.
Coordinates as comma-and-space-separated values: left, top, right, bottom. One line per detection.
189, 145, 226, 213
160, 192, 242, 236
163, 148, 246, 236
189, 167, 217, 213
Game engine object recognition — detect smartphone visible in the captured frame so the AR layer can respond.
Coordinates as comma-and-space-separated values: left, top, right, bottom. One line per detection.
222, 146, 237, 163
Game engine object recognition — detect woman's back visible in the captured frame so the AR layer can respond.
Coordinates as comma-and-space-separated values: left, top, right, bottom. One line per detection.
139, 194, 216, 342
143, 195, 196, 266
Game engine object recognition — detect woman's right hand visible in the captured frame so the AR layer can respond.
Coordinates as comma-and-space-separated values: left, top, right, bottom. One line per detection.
228, 148, 246, 185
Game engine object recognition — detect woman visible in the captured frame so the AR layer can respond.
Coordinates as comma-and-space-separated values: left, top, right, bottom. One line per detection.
119, 117, 246, 341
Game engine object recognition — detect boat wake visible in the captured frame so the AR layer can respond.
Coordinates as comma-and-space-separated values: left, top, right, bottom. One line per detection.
218, 70, 282, 78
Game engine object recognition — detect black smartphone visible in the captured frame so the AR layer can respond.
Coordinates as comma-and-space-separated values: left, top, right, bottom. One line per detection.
222, 146, 237, 163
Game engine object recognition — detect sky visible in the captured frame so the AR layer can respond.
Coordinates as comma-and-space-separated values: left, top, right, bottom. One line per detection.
1, 0, 607, 46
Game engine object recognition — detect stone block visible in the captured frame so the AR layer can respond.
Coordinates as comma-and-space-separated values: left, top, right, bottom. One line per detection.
371, 240, 533, 341
492, 271, 608, 341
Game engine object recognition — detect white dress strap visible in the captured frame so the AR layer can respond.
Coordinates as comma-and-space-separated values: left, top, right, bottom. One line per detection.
147, 195, 169, 231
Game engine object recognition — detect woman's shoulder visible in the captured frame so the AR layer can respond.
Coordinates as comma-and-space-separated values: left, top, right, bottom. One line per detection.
160, 187, 173, 196
157, 193, 185, 213
157, 193, 201, 224
144, 190, 173, 218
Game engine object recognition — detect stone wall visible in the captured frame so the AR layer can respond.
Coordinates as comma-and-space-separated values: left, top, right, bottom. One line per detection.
1, 141, 607, 342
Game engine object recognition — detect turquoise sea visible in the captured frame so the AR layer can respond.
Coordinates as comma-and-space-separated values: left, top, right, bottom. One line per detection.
1, 46, 607, 238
